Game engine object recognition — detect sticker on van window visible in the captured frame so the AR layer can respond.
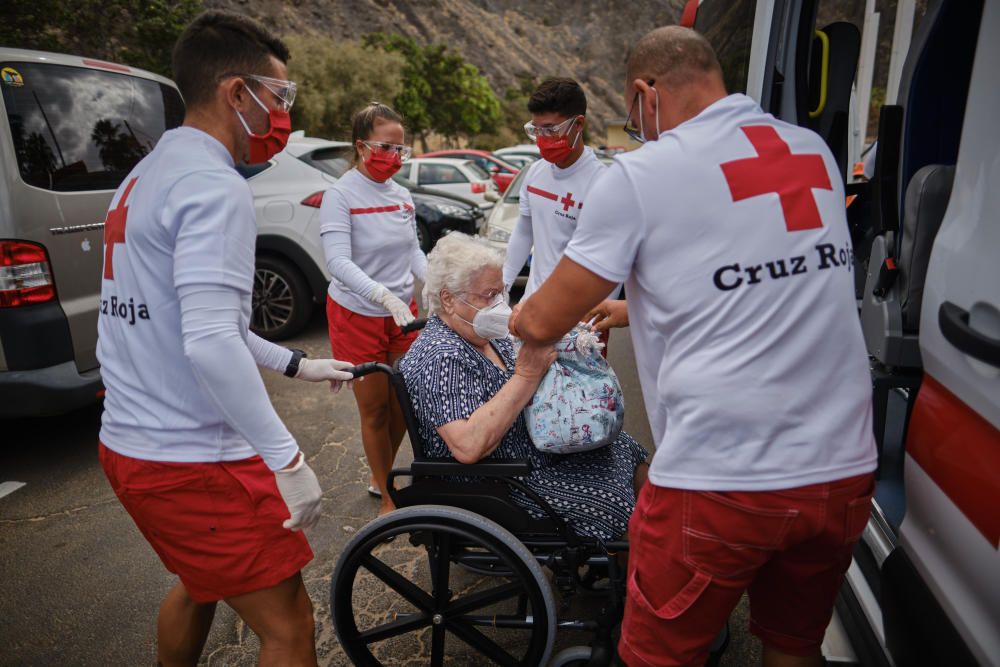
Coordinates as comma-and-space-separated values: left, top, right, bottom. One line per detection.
1, 67, 24, 87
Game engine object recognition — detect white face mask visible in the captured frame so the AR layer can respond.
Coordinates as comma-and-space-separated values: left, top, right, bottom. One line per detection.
456, 295, 512, 340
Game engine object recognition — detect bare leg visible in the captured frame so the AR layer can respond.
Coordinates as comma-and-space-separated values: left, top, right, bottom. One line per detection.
353, 372, 397, 515
225, 572, 317, 667
763, 644, 825, 667
157, 581, 217, 667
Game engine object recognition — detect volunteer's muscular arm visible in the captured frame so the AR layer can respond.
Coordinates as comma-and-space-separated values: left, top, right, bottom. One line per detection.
503, 213, 533, 290
178, 284, 300, 471
512, 258, 617, 344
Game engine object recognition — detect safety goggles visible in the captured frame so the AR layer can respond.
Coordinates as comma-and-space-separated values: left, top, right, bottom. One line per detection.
362, 140, 412, 160
523, 115, 579, 141
228, 74, 297, 112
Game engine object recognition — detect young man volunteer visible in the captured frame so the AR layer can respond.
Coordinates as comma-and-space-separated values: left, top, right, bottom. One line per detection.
512, 27, 877, 667
96, 12, 353, 667
503, 78, 618, 346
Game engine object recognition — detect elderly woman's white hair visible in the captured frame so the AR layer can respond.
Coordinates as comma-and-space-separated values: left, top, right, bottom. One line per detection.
422, 233, 505, 314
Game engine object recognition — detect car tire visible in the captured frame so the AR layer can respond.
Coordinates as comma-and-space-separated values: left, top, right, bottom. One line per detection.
252, 255, 313, 341
416, 220, 433, 253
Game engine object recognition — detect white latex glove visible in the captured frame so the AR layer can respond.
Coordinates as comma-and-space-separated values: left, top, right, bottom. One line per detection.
372, 285, 415, 327
295, 357, 354, 394
274, 452, 323, 531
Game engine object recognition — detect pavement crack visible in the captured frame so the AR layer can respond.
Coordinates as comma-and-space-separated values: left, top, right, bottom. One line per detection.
0, 497, 118, 525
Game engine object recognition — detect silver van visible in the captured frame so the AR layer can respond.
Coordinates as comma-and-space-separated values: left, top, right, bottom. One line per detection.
0, 49, 184, 417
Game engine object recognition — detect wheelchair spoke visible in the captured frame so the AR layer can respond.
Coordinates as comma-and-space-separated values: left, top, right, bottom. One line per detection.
430, 623, 446, 667
430, 532, 452, 606
361, 554, 434, 612
358, 612, 431, 644
446, 580, 523, 617
448, 617, 520, 667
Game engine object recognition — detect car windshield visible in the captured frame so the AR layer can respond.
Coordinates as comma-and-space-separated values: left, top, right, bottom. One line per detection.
502, 166, 529, 204
463, 160, 491, 180
1, 61, 184, 191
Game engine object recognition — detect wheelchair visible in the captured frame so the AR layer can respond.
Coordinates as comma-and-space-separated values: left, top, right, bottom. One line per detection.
331, 351, 729, 666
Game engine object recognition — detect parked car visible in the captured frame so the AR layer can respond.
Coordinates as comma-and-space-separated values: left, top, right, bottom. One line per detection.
240, 134, 484, 340
494, 144, 541, 165
391, 175, 484, 253
400, 157, 499, 209
494, 153, 536, 170
420, 149, 519, 193
481, 164, 530, 288
0, 48, 184, 417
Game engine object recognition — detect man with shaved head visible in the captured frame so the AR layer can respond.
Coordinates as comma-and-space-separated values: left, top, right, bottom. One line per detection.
511, 26, 876, 667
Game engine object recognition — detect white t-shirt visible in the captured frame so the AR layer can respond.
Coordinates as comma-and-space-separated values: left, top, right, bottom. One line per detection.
566, 94, 877, 491
98, 127, 298, 469
503, 148, 611, 299
319, 169, 426, 316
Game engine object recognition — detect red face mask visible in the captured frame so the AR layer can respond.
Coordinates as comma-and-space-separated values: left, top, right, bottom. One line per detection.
236, 87, 292, 164
536, 127, 580, 164
364, 148, 402, 182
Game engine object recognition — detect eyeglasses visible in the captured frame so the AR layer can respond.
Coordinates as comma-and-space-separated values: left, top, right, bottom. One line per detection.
224, 73, 297, 111
523, 116, 579, 141
362, 140, 412, 160
623, 80, 655, 144
459, 288, 507, 305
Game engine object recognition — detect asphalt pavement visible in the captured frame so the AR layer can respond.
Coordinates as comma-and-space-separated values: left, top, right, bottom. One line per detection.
0, 308, 761, 666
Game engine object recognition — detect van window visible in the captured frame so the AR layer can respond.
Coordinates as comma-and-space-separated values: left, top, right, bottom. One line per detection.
694, 0, 757, 94
1, 62, 184, 192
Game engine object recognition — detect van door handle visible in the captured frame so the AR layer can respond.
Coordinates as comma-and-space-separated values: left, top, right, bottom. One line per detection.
938, 301, 1000, 368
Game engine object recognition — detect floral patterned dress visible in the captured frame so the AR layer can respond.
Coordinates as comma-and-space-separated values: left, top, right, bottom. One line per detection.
399, 316, 648, 540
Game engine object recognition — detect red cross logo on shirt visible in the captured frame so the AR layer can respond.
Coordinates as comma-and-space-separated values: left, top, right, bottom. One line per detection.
560, 192, 577, 212
103, 177, 137, 280
720, 125, 832, 232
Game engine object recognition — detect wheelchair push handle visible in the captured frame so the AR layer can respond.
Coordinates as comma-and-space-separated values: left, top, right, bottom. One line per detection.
400, 317, 428, 334
343, 362, 384, 378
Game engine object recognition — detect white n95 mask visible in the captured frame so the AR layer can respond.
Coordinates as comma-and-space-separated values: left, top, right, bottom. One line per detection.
458, 296, 512, 340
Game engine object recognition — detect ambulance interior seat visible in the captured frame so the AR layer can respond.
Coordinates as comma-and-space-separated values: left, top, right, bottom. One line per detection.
857, 0, 981, 530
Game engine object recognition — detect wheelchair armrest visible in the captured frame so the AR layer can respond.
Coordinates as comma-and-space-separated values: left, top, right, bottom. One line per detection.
409, 459, 532, 478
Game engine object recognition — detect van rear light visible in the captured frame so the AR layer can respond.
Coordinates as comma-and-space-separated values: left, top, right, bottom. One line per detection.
0, 240, 56, 308
471, 182, 486, 194
301, 191, 325, 208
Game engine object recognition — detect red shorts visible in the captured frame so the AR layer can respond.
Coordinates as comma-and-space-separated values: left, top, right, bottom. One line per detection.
620, 473, 874, 667
326, 295, 419, 365
99, 443, 313, 603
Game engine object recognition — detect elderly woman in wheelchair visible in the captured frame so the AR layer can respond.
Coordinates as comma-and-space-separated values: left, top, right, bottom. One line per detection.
400, 233, 649, 541
331, 235, 731, 666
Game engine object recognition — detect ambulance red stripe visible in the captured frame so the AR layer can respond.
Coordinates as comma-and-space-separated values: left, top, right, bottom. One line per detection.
526, 186, 558, 201
907, 374, 1000, 548
350, 205, 401, 215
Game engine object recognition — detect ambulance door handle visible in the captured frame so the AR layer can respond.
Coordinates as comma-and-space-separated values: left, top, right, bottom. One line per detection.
939, 301, 1000, 368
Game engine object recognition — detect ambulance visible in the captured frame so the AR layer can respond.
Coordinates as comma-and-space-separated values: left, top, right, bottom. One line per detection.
684, 0, 999, 664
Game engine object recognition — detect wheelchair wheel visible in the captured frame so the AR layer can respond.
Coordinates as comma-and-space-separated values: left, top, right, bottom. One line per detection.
549, 645, 594, 666
332, 505, 557, 666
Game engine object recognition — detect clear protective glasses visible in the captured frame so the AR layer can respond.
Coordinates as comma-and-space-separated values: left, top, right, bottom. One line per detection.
458, 288, 507, 307
523, 115, 579, 141
229, 73, 297, 112
623, 91, 644, 144
362, 140, 413, 160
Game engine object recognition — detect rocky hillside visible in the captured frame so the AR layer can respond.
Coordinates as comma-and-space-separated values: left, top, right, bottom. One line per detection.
207, 0, 686, 134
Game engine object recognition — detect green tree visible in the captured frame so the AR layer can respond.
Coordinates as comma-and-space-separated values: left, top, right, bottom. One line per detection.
364, 33, 501, 150
285, 35, 405, 140
0, 0, 200, 77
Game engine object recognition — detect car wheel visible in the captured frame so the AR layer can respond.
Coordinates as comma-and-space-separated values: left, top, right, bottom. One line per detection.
416, 220, 433, 253
252, 255, 312, 341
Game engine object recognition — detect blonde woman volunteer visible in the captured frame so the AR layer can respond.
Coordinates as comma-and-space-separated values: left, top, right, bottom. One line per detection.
319, 103, 425, 515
